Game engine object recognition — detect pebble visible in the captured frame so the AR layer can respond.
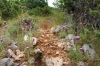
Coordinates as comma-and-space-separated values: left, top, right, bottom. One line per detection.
29, 58, 35, 65
56, 51, 59, 55
47, 50, 51, 54
41, 35, 44, 37
20, 62, 28, 66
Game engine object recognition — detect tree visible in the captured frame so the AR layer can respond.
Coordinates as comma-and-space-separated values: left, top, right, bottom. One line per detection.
24, 0, 48, 9
54, 0, 100, 30
0, 0, 21, 19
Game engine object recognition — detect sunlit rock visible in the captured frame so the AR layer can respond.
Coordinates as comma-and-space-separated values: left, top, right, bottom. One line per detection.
50, 27, 56, 33
7, 58, 14, 66
45, 58, 54, 66
16, 50, 25, 58
54, 25, 61, 33
5, 49, 16, 58
65, 34, 75, 44
82, 44, 99, 59
20, 62, 28, 66
29, 58, 35, 65
77, 61, 85, 66
24, 34, 29, 41
0, 58, 14, 66
31, 37, 38, 45
45, 57, 63, 66
10, 42, 19, 50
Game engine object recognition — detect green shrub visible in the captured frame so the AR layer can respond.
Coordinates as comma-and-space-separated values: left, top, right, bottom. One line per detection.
0, 0, 21, 19
58, 30, 67, 38
42, 6, 52, 15
28, 6, 52, 16
6, 25, 20, 37
68, 50, 83, 61
0, 42, 5, 56
94, 30, 100, 38
32, 7, 43, 16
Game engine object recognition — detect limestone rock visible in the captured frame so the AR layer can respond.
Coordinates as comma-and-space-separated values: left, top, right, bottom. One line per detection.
31, 37, 38, 45
45, 58, 54, 66
45, 57, 63, 66
50, 27, 56, 33
65, 34, 75, 44
14, 57, 21, 61
7, 58, 14, 66
0, 58, 14, 66
82, 44, 99, 59
77, 61, 85, 66
16, 50, 25, 58
34, 48, 42, 54
24, 34, 28, 41
0, 58, 9, 66
20, 62, 28, 66
10, 42, 19, 50
29, 58, 35, 65
5, 49, 16, 58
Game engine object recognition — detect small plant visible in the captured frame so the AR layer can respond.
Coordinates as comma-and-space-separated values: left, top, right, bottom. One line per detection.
68, 49, 83, 61
6, 25, 20, 37
24, 45, 35, 60
94, 30, 100, 38
0, 42, 5, 56
58, 30, 67, 38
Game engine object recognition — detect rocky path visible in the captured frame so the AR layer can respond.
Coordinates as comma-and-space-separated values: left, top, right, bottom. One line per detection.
35, 21, 70, 66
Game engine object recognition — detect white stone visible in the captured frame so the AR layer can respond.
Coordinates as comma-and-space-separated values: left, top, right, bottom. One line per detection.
31, 37, 38, 45
24, 34, 28, 41
29, 58, 35, 65
82, 44, 99, 59
5, 49, 16, 58
65, 34, 75, 44
45, 57, 63, 66
77, 61, 85, 66
50, 27, 55, 33
20, 62, 28, 66
10, 42, 19, 50
34, 48, 42, 54
0, 58, 14, 66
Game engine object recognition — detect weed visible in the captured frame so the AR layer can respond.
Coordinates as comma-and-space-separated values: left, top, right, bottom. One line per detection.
68, 49, 83, 61
58, 30, 67, 38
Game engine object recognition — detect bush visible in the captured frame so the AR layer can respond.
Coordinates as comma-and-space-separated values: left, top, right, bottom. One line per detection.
94, 30, 100, 38
28, 6, 52, 16
6, 25, 20, 37
0, 0, 21, 19
58, 30, 67, 38
42, 6, 52, 15
68, 50, 83, 61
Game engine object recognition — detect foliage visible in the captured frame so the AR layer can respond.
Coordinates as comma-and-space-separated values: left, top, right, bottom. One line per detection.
68, 49, 83, 61
6, 25, 20, 37
25, 0, 48, 9
0, 43, 5, 56
58, 30, 67, 38
28, 6, 52, 16
55, 0, 100, 30
0, 0, 21, 19
94, 30, 100, 38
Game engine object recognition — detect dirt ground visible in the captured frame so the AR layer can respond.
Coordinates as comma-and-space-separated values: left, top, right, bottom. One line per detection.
34, 20, 70, 66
